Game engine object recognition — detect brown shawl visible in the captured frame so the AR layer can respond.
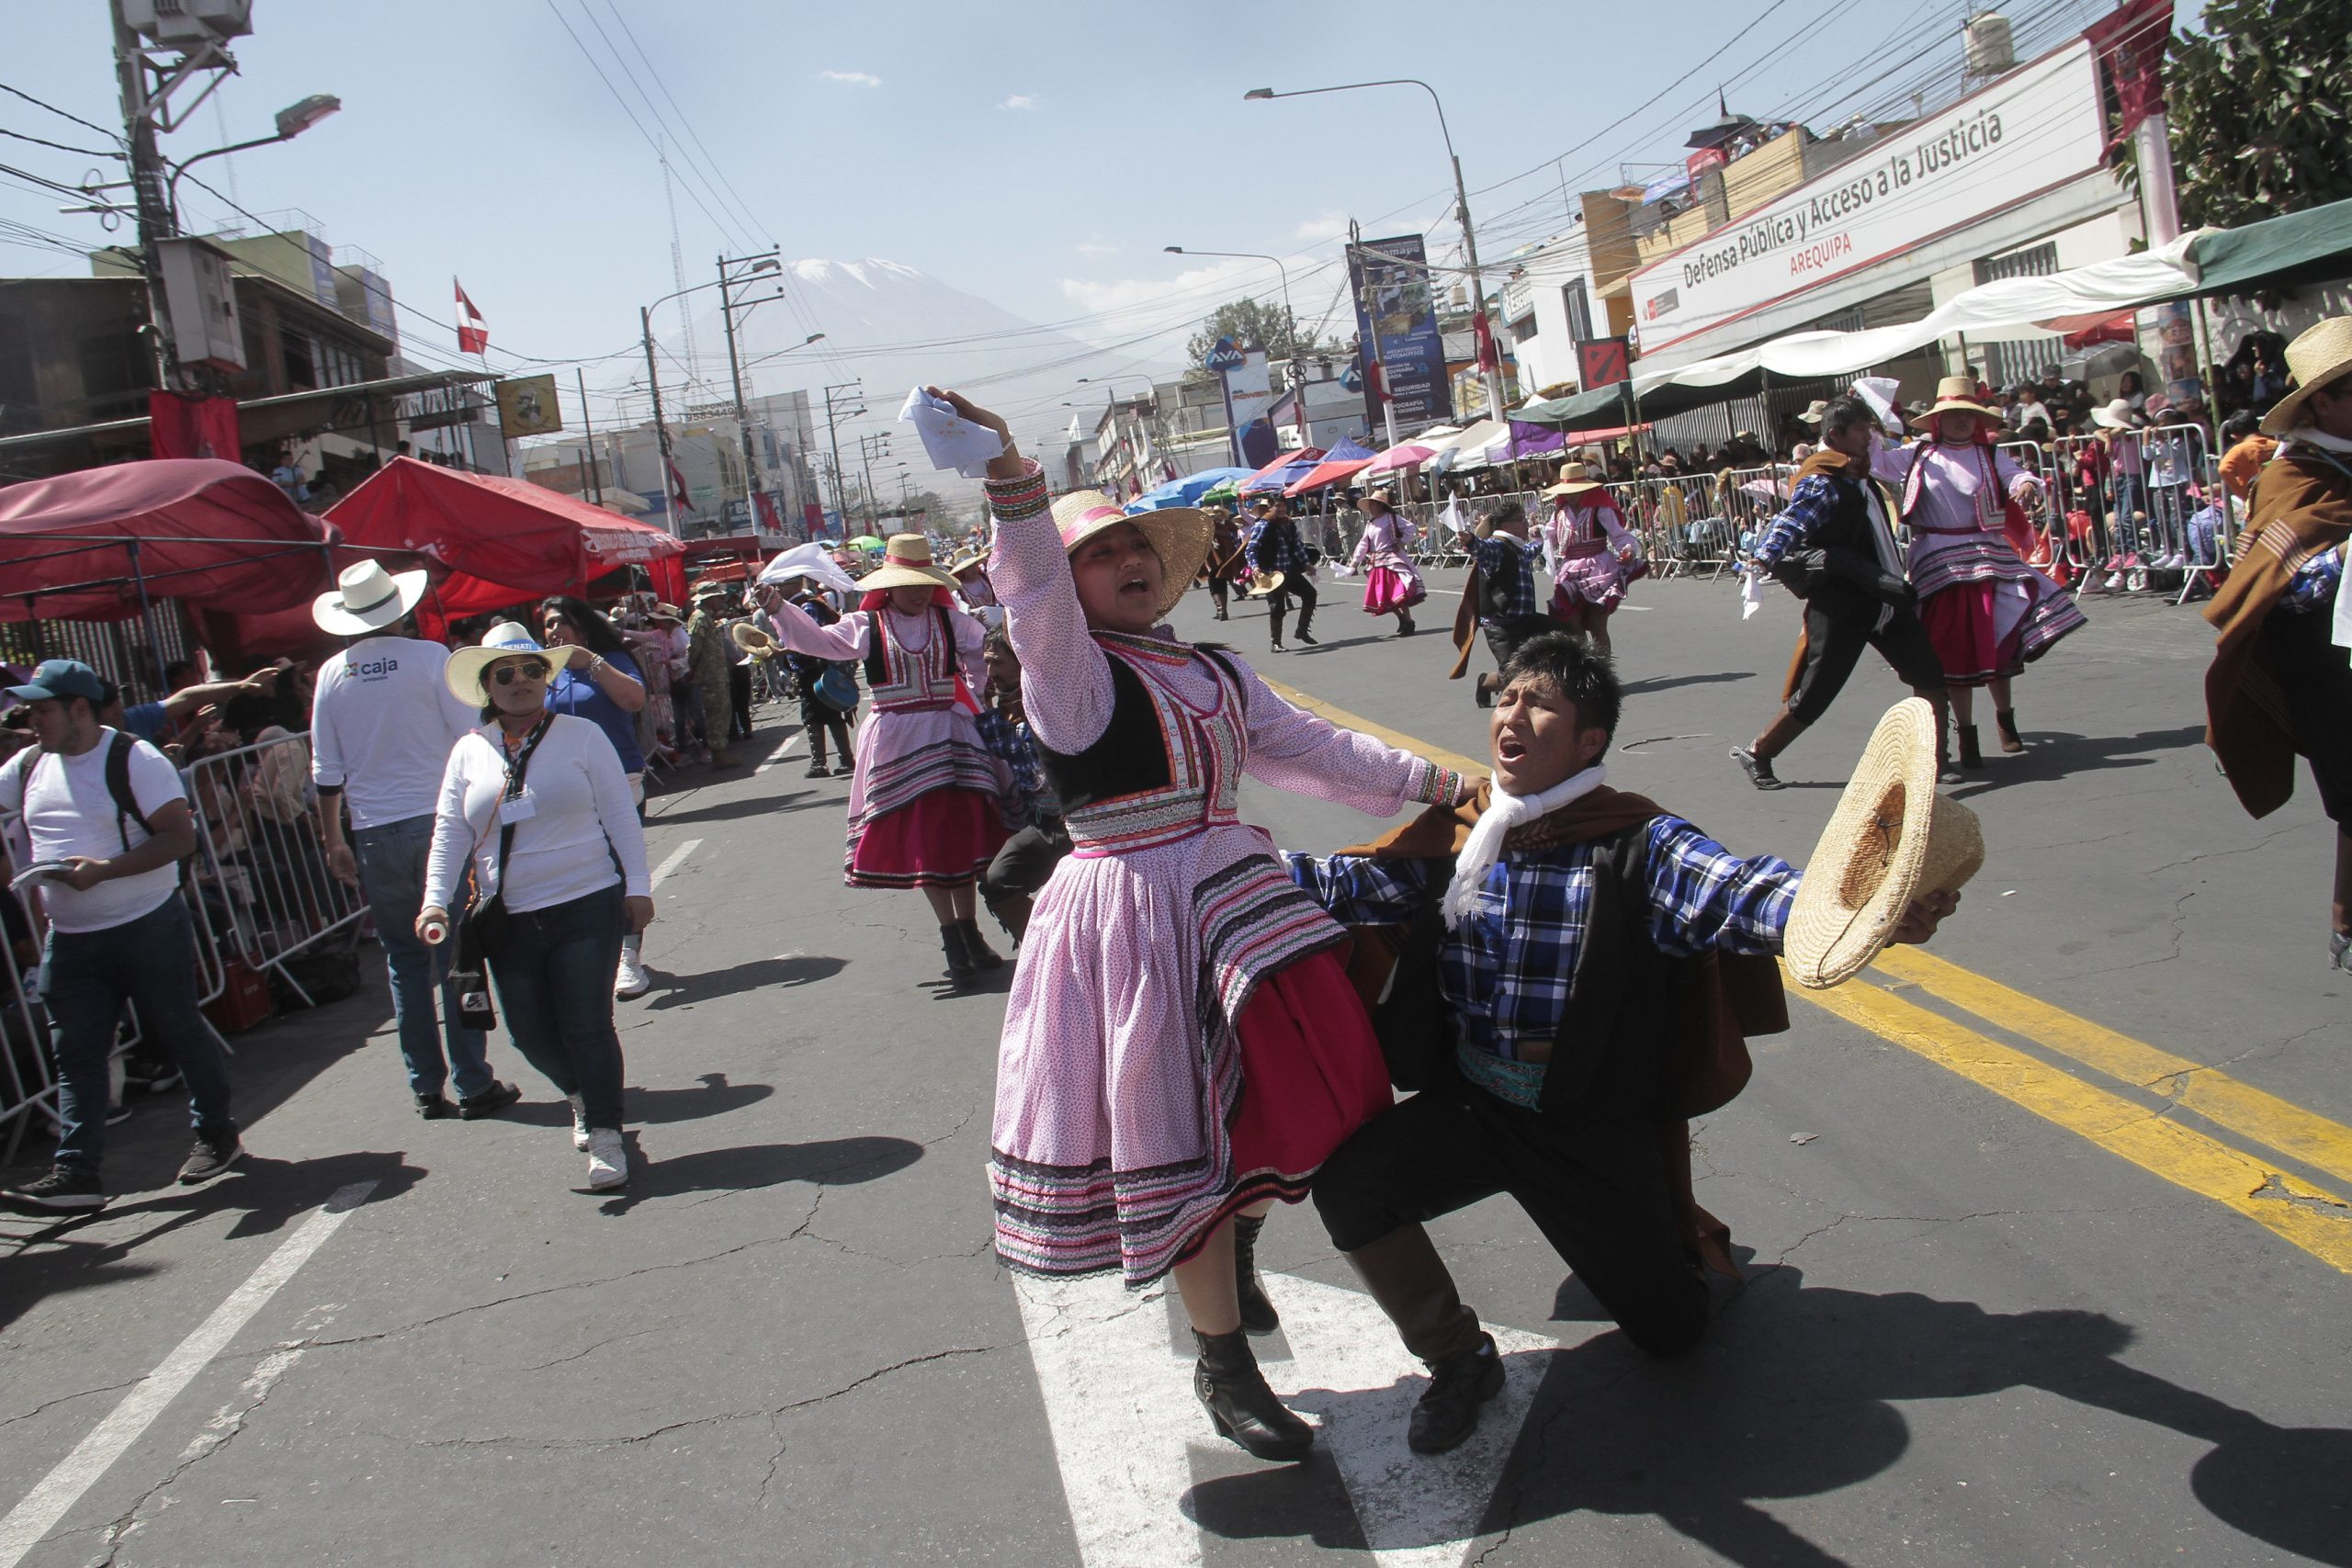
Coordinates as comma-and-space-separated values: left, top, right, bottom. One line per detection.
2202, 446, 2352, 818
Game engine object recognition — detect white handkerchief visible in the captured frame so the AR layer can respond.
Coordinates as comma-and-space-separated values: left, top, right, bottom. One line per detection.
1740, 563, 1766, 620
1853, 376, 1905, 434
899, 388, 1008, 479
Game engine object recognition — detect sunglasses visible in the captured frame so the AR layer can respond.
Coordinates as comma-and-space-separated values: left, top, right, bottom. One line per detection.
492, 660, 549, 685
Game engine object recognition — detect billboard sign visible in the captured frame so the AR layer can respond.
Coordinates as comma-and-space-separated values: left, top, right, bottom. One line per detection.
495, 374, 563, 438
1349, 235, 1453, 431
1626, 39, 2107, 355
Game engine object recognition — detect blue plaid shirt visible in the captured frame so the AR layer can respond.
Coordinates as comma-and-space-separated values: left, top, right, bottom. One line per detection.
1470, 533, 1543, 626
1748, 476, 1841, 570
973, 706, 1057, 824
1287, 817, 1798, 1108
1247, 516, 1311, 576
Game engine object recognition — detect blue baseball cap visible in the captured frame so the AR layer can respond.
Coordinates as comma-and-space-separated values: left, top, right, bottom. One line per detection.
6, 659, 107, 705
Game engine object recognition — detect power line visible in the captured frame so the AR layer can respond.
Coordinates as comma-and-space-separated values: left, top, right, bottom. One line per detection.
0, 81, 121, 145
0, 124, 116, 159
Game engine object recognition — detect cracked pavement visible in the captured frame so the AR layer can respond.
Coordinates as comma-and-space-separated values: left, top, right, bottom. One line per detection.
1, 580, 2346, 1566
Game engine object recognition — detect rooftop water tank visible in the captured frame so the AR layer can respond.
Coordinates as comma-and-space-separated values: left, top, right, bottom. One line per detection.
1964, 11, 2017, 80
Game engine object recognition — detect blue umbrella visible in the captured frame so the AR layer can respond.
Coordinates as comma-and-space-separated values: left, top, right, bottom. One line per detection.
1124, 467, 1257, 513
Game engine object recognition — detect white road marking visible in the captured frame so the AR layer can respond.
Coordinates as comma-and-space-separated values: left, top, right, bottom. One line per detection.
754, 732, 804, 774
650, 839, 701, 891
0, 1180, 379, 1568
1013, 1269, 1558, 1568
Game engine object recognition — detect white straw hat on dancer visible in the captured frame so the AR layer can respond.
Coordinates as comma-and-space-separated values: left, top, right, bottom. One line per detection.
1909, 375, 2005, 433
855, 534, 961, 593
1048, 490, 1213, 622
2260, 316, 2352, 437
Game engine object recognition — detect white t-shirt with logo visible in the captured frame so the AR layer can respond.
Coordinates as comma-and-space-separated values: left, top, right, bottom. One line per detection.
0, 728, 187, 933
310, 637, 481, 830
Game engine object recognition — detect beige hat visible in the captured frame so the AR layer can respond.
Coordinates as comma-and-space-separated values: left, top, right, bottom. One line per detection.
1798, 399, 1831, 425
946, 545, 989, 578
1782, 698, 1985, 989
855, 534, 961, 593
2260, 316, 2352, 436
1910, 375, 2005, 432
2089, 398, 2139, 431
646, 602, 684, 624
1048, 490, 1213, 622
1544, 461, 1605, 500
1363, 489, 1396, 513
443, 622, 551, 706
312, 559, 428, 636
1242, 569, 1287, 599
729, 620, 780, 659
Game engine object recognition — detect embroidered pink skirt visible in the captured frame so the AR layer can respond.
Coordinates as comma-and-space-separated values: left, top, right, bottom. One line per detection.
1361, 565, 1427, 614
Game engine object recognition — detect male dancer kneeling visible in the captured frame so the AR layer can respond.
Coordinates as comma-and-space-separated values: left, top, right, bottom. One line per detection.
1287, 633, 1956, 1455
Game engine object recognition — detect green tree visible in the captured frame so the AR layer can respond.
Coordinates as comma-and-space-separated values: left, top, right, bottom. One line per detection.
1184, 297, 1327, 370
2165, 0, 2352, 228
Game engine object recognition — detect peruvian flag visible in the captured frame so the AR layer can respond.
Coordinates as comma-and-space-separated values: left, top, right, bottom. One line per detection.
666, 457, 692, 512
454, 278, 489, 355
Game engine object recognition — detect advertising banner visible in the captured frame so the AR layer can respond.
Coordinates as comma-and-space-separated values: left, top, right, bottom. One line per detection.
1349, 235, 1454, 432
495, 374, 563, 438
1627, 39, 2106, 355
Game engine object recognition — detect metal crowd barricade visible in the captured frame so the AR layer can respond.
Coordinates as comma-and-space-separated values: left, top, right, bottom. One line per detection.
2042, 425, 2227, 602
0, 895, 58, 1166
180, 731, 366, 1008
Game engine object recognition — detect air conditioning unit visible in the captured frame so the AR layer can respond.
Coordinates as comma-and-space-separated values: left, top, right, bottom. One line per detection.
153, 236, 247, 372
120, 0, 254, 48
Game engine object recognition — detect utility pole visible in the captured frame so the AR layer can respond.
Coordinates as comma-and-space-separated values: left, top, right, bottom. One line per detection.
717, 249, 782, 530
575, 367, 602, 505
1350, 220, 1401, 450
857, 432, 892, 534
822, 379, 863, 536
639, 305, 684, 536
110, 0, 238, 389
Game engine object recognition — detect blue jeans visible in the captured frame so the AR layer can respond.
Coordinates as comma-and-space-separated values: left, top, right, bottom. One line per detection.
488, 883, 628, 1130
45, 897, 235, 1175
354, 814, 492, 1100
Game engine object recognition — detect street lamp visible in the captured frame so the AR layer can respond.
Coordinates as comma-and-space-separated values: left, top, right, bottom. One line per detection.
161, 93, 341, 226
639, 272, 742, 536
1166, 244, 1307, 448
1245, 79, 1503, 422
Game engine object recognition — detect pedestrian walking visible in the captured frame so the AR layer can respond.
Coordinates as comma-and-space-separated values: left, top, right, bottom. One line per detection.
1448, 502, 1550, 708
761, 535, 1011, 985
2200, 317, 2352, 969
1732, 397, 1952, 788
537, 596, 653, 1000
1247, 495, 1317, 649
0, 660, 242, 1210
1349, 490, 1424, 637
943, 387, 1474, 1464
1203, 506, 1248, 621
419, 624, 653, 1191
767, 578, 858, 779
684, 585, 738, 768
309, 562, 521, 1121
1536, 462, 1640, 656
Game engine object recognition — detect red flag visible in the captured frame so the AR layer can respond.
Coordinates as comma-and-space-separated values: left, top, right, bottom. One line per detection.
2086, 0, 2170, 143
666, 457, 692, 512
454, 278, 489, 355
148, 391, 241, 460
1473, 310, 1500, 375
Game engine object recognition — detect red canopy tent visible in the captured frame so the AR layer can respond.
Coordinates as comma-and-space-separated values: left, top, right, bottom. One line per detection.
0, 458, 333, 625
327, 457, 686, 630
1236, 446, 1324, 497
1283, 437, 1381, 497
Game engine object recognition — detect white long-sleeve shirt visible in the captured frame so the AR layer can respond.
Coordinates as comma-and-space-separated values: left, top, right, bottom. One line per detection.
424, 714, 650, 914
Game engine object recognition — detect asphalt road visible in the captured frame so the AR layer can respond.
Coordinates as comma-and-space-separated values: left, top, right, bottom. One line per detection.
3, 566, 2346, 1567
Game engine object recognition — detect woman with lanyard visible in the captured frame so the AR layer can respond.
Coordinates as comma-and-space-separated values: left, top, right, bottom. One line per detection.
419, 623, 653, 1191
537, 596, 654, 999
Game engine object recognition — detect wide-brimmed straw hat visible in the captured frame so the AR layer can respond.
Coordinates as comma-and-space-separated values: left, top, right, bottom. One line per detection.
1783, 699, 1985, 989
445, 622, 552, 706
946, 546, 989, 578
313, 559, 428, 636
1544, 461, 1605, 499
856, 533, 960, 593
1048, 490, 1213, 622
1910, 375, 2005, 432
2262, 317, 2352, 435
2089, 398, 2139, 431
645, 602, 684, 624
729, 620, 780, 659
1243, 569, 1286, 599
1363, 489, 1396, 513
1798, 399, 1831, 425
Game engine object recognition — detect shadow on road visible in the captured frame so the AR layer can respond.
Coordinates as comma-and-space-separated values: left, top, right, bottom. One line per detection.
650, 789, 844, 827
641, 954, 847, 1009
1623, 671, 1757, 694
504, 1072, 775, 1134
1946, 724, 2205, 801
594, 1133, 923, 1214
1185, 1266, 2351, 1565
1287, 635, 1392, 657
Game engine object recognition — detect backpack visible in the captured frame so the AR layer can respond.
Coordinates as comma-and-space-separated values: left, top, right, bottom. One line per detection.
11, 730, 156, 851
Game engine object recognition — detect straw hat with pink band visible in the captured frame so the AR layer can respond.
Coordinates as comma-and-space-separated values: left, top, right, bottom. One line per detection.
1048, 489, 1213, 623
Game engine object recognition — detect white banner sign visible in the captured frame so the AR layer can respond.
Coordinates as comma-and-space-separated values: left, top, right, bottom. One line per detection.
1628, 39, 2107, 355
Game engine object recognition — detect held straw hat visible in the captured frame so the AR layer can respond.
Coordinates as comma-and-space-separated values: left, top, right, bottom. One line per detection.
2260, 317, 2352, 436
444, 622, 550, 706
1543, 461, 1605, 499
855, 534, 961, 593
1048, 489, 1213, 622
1910, 375, 2005, 432
1782, 699, 1985, 989
729, 620, 780, 659
313, 559, 428, 636
1242, 569, 1286, 599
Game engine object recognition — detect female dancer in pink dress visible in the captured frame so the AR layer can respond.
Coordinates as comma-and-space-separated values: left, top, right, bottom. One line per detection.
1350, 490, 1425, 636
1871, 378, 2085, 767
763, 536, 1012, 984
1538, 461, 1639, 655
933, 387, 1474, 1463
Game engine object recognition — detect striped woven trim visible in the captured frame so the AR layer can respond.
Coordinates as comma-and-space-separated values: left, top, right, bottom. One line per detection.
985, 465, 1051, 522
848, 741, 1007, 831
1408, 760, 1470, 807
1911, 536, 2048, 598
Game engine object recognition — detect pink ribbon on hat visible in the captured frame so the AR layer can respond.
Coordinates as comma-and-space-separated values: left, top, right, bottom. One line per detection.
1057, 501, 1126, 548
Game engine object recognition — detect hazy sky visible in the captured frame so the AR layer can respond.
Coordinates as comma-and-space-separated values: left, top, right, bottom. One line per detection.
2, 0, 2125, 436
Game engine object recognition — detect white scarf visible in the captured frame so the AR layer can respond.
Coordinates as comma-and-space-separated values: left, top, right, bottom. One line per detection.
1441, 763, 1606, 929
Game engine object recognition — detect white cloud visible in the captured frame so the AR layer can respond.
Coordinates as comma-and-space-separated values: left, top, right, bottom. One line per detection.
1000, 94, 1037, 111
1057, 256, 1261, 347
1293, 211, 1350, 243
819, 70, 881, 87
1075, 237, 1118, 258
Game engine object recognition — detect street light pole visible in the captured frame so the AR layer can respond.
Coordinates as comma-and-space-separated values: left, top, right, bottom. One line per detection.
716, 250, 781, 534
1166, 245, 1308, 448
1246, 78, 1504, 422
822, 379, 863, 536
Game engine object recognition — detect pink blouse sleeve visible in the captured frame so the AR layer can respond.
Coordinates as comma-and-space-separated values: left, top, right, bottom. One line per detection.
984, 461, 1116, 753
948, 604, 989, 688
1227, 654, 1475, 814
768, 599, 872, 661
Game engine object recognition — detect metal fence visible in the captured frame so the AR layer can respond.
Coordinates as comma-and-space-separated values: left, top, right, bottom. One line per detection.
0, 603, 200, 705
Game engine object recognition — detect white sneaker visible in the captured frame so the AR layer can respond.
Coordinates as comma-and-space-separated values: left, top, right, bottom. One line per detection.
614, 950, 650, 999
585, 1128, 628, 1190
569, 1093, 590, 1152
2102, 571, 2124, 590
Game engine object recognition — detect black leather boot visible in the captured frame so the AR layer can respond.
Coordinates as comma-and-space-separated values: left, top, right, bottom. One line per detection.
1232, 1213, 1280, 1336
956, 918, 1005, 970
1193, 1328, 1313, 1461
1957, 723, 1984, 770
1995, 707, 2025, 754
1268, 603, 1287, 651
1344, 1224, 1500, 1454
940, 924, 976, 987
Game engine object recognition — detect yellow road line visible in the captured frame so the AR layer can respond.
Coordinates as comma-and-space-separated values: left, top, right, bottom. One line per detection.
1801, 974, 2352, 1273
1871, 947, 2352, 1191
1254, 677, 2352, 1274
